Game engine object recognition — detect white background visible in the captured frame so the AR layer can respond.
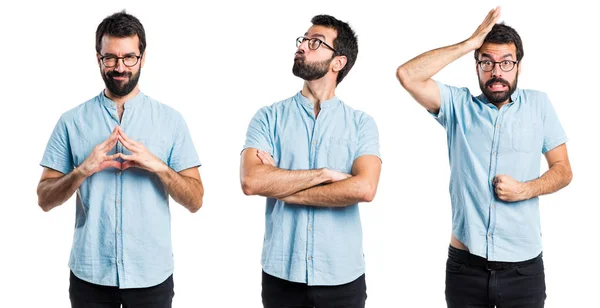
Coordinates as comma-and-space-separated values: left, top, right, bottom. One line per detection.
0, 0, 596, 307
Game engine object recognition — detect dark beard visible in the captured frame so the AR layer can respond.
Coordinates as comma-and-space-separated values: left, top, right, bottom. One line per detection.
479, 75, 518, 104
102, 69, 141, 97
292, 56, 332, 81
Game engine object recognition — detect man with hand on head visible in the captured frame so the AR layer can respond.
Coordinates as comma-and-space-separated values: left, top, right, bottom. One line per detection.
396, 7, 572, 307
37, 11, 203, 308
240, 14, 381, 308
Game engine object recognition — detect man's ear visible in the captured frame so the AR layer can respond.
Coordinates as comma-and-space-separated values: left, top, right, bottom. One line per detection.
332, 55, 347, 73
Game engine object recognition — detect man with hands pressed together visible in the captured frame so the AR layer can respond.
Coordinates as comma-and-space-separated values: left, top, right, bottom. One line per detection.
397, 7, 571, 308
37, 11, 202, 308
241, 14, 381, 308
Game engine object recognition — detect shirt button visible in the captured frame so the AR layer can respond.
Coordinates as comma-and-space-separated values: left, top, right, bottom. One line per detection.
493, 151, 497, 155
496, 124, 500, 128
491, 204, 496, 209
117, 199, 121, 205
308, 226, 313, 231
117, 171, 122, 175
117, 229, 121, 234
117, 259, 121, 264
312, 140, 316, 145
488, 233, 492, 238
308, 256, 312, 261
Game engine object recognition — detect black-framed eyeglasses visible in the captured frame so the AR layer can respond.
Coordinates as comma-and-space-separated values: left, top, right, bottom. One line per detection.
477, 60, 519, 72
296, 36, 337, 53
99, 54, 142, 68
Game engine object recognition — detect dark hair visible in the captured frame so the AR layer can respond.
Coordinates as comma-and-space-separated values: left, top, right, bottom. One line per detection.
475, 23, 523, 61
311, 14, 358, 85
96, 11, 146, 55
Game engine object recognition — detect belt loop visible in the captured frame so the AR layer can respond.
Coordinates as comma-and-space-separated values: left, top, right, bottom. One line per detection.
488, 269, 497, 305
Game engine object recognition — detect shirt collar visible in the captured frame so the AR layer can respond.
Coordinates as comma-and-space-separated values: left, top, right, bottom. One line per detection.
99, 90, 145, 110
294, 91, 341, 110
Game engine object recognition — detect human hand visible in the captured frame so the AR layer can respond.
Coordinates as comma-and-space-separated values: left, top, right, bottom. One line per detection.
493, 174, 529, 202
257, 149, 276, 167
77, 127, 122, 177
116, 126, 168, 173
466, 6, 502, 51
323, 168, 352, 183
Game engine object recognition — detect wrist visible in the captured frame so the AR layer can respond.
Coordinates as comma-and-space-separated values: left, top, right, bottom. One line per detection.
154, 162, 170, 175
319, 168, 331, 183
521, 182, 533, 200
460, 39, 479, 53
74, 165, 91, 178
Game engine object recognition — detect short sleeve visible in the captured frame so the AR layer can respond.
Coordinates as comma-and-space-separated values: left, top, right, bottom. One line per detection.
168, 113, 201, 172
243, 107, 273, 154
541, 95, 568, 154
432, 81, 468, 130
355, 114, 381, 161
40, 115, 74, 174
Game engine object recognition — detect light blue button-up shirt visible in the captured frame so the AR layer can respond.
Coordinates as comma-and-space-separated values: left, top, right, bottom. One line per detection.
41, 91, 200, 288
244, 91, 380, 286
435, 81, 568, 262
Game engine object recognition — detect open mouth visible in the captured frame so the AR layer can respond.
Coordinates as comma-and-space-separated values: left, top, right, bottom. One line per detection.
488, 83, 507, 91
485, 78, 510, 92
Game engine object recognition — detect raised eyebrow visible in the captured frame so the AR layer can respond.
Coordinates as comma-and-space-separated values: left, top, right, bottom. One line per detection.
480, 53, 515, 60
304, 32, 326, 40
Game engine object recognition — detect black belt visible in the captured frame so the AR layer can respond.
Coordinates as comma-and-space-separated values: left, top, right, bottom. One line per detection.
448, 245, 541, 271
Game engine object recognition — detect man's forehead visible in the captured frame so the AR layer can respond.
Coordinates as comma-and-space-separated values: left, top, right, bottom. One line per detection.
100, 35, 140, 52
305, 25, 337, 40
479, 42, 517, 58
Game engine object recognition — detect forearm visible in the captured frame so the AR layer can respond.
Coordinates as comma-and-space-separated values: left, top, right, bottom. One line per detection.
397, 40, 474, 85
524, 162, 573, 199
37, 168, 87, 212
280, 176, 376, 207
242, 165, 330, 199
156, 168, 204, 213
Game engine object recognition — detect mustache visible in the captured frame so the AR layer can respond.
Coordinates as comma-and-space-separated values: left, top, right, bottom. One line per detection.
485, 77, 510, 88
107, 71, 132, 78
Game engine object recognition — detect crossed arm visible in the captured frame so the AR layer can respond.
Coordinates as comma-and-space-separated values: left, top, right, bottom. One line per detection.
240, 148, 381, 207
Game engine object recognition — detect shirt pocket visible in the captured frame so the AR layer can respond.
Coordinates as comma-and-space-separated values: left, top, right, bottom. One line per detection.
138, 138, 170, 164
326, 137, 356, 173
511, 121, 539, 153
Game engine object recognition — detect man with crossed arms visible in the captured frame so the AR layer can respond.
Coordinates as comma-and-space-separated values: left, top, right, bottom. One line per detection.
241, 14, 381, 308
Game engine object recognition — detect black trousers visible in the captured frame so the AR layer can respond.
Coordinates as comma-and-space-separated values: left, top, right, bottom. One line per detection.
69, 271, 174, 308
445, 246, 546, 308
262, 271, 367, 308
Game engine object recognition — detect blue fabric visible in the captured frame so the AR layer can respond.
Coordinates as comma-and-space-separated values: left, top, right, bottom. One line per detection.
244, 91, 381, 286
41, 91, 200, 288
434, 81, 567, 262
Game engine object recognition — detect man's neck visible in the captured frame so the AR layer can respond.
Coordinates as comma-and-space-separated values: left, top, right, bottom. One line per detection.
104, 87, 140, 122
104, 87, 140, 107
301, 80, 336, 117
